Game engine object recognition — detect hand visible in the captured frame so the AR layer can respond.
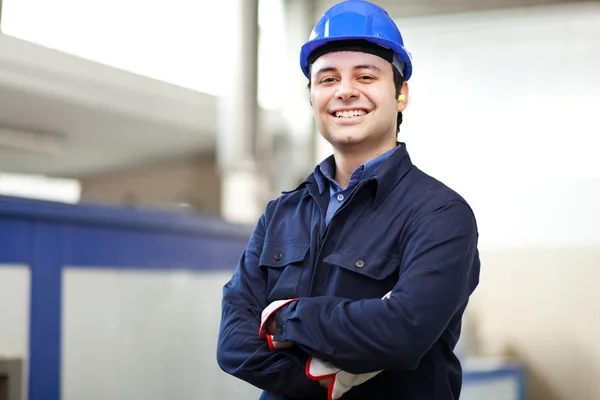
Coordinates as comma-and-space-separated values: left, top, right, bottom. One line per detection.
319, 378, 333, 388
266, 315, 276, 335
259, 299, 297, 349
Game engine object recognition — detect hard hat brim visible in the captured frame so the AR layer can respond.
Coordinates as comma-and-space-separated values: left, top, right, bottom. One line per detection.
300, 36, 412, 80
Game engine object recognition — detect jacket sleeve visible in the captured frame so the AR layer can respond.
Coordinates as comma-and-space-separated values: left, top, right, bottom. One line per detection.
271, 200, 480, 374
216, 210, 325, 398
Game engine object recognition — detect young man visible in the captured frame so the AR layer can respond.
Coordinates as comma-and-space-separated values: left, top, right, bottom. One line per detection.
217, 1, 480, 399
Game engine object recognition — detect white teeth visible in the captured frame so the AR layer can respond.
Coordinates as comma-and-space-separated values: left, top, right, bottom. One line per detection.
335, 110, 367, 118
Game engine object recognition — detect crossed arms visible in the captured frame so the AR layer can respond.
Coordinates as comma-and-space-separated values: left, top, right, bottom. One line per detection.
216, 200, 479, 397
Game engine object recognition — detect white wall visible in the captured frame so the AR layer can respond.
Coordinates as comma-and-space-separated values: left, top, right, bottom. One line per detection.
61, 268, 261, 400
394, 2, 600, 247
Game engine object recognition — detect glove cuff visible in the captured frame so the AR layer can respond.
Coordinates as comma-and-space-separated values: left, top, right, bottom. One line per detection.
305, 356, 339, 380
304, 357, 342, 400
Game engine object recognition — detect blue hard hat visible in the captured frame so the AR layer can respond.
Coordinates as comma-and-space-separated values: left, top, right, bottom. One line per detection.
300, 0, 413, 80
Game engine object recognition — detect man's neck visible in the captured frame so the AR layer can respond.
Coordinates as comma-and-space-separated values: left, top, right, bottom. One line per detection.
333, 139, 396, 189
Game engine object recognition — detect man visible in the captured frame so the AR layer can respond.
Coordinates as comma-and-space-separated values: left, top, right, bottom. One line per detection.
216, 1, 480, 399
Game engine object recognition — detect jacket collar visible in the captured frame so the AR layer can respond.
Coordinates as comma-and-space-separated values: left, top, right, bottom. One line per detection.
370, 142, 413, 208
286, 142, 414, 209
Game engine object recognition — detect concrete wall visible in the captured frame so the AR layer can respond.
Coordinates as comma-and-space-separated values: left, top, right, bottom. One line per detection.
79, 152, 221, 216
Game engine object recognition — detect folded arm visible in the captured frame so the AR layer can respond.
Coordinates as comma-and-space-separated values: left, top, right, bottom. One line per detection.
216, 212, 325, 398
270, 201, 480, 374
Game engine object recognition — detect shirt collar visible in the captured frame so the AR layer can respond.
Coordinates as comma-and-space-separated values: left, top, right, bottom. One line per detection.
314, 145, 399, 195
287, 142, 414, 208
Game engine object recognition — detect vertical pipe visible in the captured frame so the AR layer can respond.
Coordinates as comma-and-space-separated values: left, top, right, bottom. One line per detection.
217, 0, 264, 223
273, 0, 317, 193
240, 0, 260, 159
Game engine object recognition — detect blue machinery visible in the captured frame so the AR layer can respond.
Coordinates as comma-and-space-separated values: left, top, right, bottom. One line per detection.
0, 195, 251, 400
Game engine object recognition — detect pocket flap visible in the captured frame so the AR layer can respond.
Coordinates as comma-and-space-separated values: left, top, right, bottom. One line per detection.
259, 241, 309, 268
323, 248, 398, 280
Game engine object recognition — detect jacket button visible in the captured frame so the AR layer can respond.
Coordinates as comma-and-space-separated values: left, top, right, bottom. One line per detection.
274, 252, 283, 261
355, 259, 365, 268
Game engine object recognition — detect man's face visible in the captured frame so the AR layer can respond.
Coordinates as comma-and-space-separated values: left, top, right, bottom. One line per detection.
310, 51, 406, 150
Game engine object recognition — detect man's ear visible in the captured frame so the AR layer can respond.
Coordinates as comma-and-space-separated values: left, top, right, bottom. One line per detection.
397, 81, 409, 112
307, 79, 313, 107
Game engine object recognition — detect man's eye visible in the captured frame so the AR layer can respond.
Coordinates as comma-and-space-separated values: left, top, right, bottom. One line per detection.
359, 76, 374, 81
319, 77, 336, 84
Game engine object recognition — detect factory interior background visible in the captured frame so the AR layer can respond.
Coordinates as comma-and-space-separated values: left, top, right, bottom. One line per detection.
0, 0, 599, 399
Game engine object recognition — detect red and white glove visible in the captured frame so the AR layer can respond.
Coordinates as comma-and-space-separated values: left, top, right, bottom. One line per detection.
304, 291, 392, 400
306, 357, 382, 400
259, 298, 297, 351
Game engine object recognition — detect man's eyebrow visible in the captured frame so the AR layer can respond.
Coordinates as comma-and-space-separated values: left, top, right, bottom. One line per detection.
314, 64, 382, 76
315, 66, 338, 76
354, 64, 382, 73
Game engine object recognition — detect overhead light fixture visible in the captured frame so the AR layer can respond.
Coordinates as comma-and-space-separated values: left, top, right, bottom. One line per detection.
0, 171, 81, 204
0, 126, 67, 156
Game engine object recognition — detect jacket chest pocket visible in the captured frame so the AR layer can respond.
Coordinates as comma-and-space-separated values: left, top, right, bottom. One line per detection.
259, 240, 309, 300
323, 247, 400, 300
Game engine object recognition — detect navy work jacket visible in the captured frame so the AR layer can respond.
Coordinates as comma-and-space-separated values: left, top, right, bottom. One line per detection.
217, 143, 481, 400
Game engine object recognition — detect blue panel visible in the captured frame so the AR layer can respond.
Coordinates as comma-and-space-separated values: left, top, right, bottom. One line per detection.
62, 224, 247, 270
28, 222, 63, 400
0, 195, 253, 241
0, 216, 35, 264
463, 363, 524, 382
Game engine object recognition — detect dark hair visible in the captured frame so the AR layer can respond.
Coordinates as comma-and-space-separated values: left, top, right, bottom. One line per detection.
307, 64, 405, 134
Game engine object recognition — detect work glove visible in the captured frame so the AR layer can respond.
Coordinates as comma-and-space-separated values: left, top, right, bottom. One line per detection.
259, 298, 297, 350
306, 357, 381, 400
305, 291, 392, 400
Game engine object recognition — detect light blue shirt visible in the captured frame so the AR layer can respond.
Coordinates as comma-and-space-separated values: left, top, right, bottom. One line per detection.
314, 145, 399, 226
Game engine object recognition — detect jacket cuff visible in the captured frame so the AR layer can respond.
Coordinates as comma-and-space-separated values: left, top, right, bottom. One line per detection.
259, 298, 297, 350
271, 300, 298, 342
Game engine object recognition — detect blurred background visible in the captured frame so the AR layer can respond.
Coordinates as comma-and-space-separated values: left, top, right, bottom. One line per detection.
0, 0, 599, 399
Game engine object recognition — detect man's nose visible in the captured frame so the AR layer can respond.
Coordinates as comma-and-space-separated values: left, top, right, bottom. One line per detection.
335, 79, 359, 102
